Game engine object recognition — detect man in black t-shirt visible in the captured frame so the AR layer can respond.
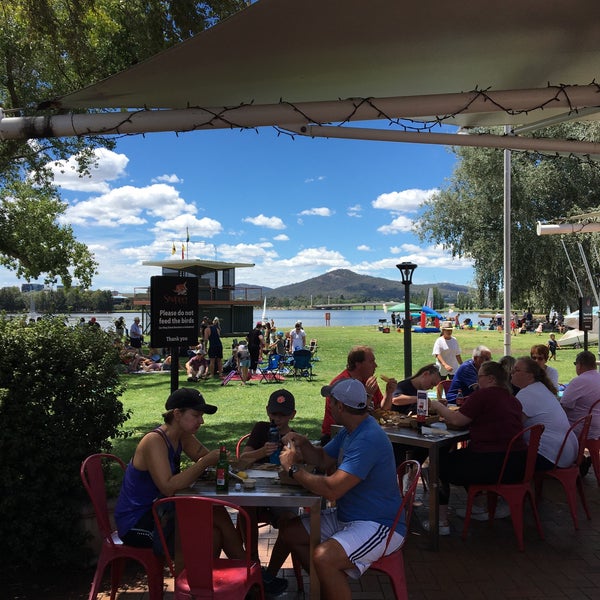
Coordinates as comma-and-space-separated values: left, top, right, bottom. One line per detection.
247, 321, 264, 373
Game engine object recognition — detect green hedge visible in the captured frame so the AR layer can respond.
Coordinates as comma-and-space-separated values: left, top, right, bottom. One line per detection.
0, 316, 129, 569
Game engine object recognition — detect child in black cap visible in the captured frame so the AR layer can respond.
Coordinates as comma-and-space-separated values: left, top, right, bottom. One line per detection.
239, 389, 299, 593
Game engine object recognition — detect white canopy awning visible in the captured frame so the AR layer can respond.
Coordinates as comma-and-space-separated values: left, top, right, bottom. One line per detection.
2, 0, 600, 150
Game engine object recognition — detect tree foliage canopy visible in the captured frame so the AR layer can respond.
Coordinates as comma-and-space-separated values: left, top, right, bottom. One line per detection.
0, 0, 247, 287
0, 316, 128, 569
416, 123, 600, 312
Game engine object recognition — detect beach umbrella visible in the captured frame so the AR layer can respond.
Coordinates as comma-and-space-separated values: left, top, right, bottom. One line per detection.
421, 305, 443, 319
387, 302, 421, 313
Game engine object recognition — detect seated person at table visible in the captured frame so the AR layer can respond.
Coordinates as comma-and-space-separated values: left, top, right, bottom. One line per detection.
320, 345, 396, 445
391, 363, 442, 484
560, 350, 600, 439
530, 344, 559, 390
511, 357, 577, 471
114, 388, 245, 559
446, 345, 492, 403
264, 379, 405, 600
431, 361, 527, 533
240, 389, 300, 578
392, 363, 442, 414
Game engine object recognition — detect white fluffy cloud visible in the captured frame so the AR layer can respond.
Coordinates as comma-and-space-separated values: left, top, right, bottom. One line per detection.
347, 204, 363, 218
298, 207, 333, 217
152, 174, 183, 184
372, 188, 438, 212
64, 183, 196, 227
274, 247, 349, 268
243, 214, 286, 229
49, 148, 129, 193
377, 215, 415, 234
152, 213, 223, 238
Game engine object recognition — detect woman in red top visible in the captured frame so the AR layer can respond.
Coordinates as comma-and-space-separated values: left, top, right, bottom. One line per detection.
428, 361, 526, 534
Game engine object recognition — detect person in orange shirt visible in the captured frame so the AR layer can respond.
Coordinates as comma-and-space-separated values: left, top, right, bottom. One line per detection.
320, 345, 396, 445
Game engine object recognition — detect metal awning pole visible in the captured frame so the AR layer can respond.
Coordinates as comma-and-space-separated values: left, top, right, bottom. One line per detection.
503, 126, 512, 357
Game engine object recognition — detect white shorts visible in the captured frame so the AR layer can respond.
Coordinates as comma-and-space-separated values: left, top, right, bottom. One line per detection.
301, 508, 404, 578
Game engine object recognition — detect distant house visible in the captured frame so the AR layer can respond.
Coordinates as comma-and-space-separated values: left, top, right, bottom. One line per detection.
134, 259, 263, 337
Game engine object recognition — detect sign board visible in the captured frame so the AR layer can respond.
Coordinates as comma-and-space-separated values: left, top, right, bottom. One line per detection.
579, 296, 594, 331
150, 276, 199, 348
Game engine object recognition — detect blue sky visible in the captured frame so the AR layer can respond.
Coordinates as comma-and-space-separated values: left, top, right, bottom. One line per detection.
1, 126, 474, 292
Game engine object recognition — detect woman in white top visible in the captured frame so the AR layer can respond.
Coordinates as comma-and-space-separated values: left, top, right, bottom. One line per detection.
510, 357, 578, 470
530, 344, 559, 390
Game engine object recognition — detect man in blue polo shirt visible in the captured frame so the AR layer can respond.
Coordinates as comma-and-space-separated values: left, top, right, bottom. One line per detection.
447, 345, 492, 403
261, 378, 404, 600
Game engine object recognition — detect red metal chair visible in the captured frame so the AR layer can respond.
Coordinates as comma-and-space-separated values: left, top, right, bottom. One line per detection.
153, 495, 264, 599
461, 424, 545, 551
585, 398, 600, 486
235, 433, 251, 459
535, 414, 592, 529
235, 433, 305, 592
368, 460, 421, 600
436, 379, 452, 401
80, 453, 164, 600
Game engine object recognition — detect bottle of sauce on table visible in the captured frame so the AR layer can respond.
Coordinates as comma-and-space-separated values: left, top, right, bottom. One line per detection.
216, 444, 229, 492
456, 389, 464, 406
416, 390, 428, 435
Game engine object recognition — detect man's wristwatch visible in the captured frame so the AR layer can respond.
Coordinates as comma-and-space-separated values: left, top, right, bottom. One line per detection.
288, 464, 300, 479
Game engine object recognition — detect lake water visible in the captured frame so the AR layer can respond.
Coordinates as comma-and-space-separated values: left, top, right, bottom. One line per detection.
56, 309, 483, 331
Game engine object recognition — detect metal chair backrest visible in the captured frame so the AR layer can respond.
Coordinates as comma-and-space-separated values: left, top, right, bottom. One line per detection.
497, 424, 544, 485
381, 460, 420, 555
80, 453, 126, 542
555, 414, 592, 467
236, 433, 251, 459
153, 495, 254, 590
587, 398, 600, 434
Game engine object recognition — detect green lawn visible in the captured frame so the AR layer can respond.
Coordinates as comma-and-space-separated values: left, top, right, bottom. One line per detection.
111, 326, 581, 462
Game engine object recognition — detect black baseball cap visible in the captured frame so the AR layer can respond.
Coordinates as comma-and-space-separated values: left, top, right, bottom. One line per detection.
165, 388, 217, 414
267, 389, 295, 415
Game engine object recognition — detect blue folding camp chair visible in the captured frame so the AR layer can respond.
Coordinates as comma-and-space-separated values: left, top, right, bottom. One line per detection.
257, 354, 283, 383
292, 349, 313, 381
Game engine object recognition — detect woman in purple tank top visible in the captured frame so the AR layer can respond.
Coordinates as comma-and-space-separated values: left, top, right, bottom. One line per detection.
114, 388, 245, 558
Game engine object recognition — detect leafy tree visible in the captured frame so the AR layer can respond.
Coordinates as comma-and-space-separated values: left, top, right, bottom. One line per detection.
432, 287, 445, 310
1, 0, 248, 287
416, 123, 600, 312
0, 286, 26, 311
0, 316, 128, 569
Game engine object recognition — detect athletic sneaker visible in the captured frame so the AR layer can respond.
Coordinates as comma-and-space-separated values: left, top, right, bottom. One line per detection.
422, 520, 450, 536
261, 567, 288, 595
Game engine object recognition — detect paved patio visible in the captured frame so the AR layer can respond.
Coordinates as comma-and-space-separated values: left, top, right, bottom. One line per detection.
96, 473, 600, 599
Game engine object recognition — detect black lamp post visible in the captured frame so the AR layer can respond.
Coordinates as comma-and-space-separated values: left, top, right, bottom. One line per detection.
397, 262, 417, 378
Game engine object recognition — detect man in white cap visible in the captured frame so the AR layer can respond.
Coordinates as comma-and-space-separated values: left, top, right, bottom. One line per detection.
129, 316, 143, 349
262, 379, 404, 600
432, 321, 462, 378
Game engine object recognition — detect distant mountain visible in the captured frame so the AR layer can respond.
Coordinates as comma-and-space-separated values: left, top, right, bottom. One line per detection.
239, 269, 471, 303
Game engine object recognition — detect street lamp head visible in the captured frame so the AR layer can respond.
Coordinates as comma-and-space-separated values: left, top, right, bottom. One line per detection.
396, 262, 417, 285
